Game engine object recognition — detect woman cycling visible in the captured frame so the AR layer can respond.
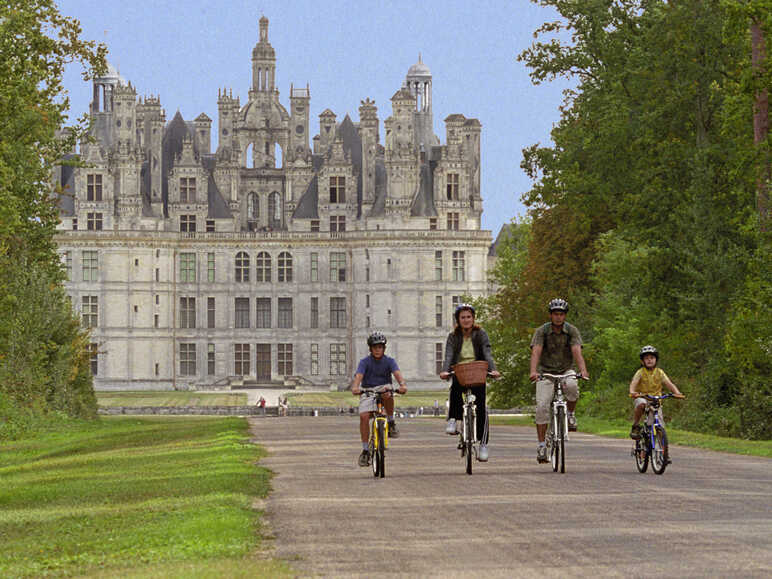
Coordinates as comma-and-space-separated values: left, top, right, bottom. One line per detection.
439, 303, 500, 461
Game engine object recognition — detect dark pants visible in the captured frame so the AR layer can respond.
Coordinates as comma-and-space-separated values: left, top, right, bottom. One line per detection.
448, 377, 489, 444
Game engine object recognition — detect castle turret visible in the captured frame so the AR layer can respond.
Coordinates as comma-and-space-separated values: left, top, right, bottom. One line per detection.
251, 16, 276, 99
289, 84, 310, 162
359, 98, 379, 207
404, 55, 437, 158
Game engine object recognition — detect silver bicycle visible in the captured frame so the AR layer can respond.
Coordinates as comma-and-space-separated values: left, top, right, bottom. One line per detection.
540, 372, 580, 473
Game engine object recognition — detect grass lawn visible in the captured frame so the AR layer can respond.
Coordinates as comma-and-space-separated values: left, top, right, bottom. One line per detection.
0, 417, 291, 578
96, 391, 248, 407
491, 415, 772, 458
285, 390, 447, 409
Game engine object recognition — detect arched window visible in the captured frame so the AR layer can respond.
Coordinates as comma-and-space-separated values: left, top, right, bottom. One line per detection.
268, 192, 281, 229
245, 143, 254, 168
247, 192, 259, 231
256, 251, 271, 282
278, 251, 293, 282
235, 251, 250, 282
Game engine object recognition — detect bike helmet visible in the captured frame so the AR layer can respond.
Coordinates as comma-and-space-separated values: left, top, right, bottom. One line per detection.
639, 345, 659, 360
548, 298, 569, 312
367, 331, 387, 347
454, 303, 476, 322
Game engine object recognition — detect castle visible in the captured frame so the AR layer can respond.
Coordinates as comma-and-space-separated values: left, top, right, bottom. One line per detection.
54, 17, 494, 389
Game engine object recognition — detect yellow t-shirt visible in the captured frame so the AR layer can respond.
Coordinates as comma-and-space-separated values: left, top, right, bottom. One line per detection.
633, 367, 669, 396
458, 337, 476, 365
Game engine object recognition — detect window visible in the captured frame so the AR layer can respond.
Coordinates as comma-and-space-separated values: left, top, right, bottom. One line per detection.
310, 297, 318, 329
434, 250, 443, 281
429, 217, 438, 230
310, 219, 320, 232
256, 344, 271, 379
154, 314, 159, 328
247, 192, 258, 230
87, 174, 102, 201
452, 251, 466, 281
330, 252, 346, 282
180, 297, 196, 328
435, 343, 444, 374
278, 252, 293, 282
330, 297, 346, 329
256, 251, 271, 282
310, 343, 319, 375
82, 250, 98, 282
452, 295, 461, 312
207, 343, 215, 375
268, 192, 281, 228
329, 176, 345, 203
365, 294, 370, 308
436, 296, 443, 327
330, 343, 346, 376
180, 253, 196, 282
235, 343, 250, 375
207, 297, 215, 328
180, 343, 196, 375
63, 251, 72, 280
87, 212, 103, 230
207, 252, 215, 282
72, 217, 78, 230
330, 215, 346, 232
256, 298, 271, 328
447, 212, 459, 231
82, 296, 97, 328
278, 344, 293, 375
235, 252, 249, 282
446, 173, 459, 200
278, 297, 293, 329
89, 342, 98, 375
180, 177, 196, 203
235, 297, 250, 328
310, 252, 318, 282
365, 266, 370, 282
206, 219, 215, 232
180, 214, 196, 232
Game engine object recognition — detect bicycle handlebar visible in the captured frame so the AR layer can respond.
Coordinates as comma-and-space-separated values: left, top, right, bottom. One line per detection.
538, 372, 588, 381
629, 392, 685, 400
357, 385, 400, 396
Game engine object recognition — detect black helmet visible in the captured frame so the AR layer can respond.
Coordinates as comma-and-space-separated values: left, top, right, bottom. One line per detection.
548, 298, 569, 312
454, 303, 476, 322
367, 331, 387, 347
639, 345, 659, 360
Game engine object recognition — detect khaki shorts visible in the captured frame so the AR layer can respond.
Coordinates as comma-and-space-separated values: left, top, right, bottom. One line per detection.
634, 397, 664, 424
358, 385, 392, 414
535, 376, 579, 425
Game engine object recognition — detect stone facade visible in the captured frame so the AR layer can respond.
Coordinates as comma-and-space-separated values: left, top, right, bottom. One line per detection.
54, 17, 493, 390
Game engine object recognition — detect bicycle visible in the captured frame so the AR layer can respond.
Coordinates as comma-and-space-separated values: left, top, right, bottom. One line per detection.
540, 372, 583, 474
630, 393, 683, 475
448, 361, 491, 475
361, 386, 398, 478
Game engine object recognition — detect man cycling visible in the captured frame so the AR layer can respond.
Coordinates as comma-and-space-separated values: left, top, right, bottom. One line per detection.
351, 331, 407, 467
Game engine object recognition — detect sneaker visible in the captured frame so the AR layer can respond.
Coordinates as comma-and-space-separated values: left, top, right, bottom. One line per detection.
537, 445, 548, 463
630, 424, 642, 440
568, 414, 577, 431
388, 421, 399, 438
478, 444, 489, 462
358, 449, 371, 467
445, 418, 458, 435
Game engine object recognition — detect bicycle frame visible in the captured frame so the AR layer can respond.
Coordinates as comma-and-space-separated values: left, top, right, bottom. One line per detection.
633, 393, 673, 475
460, 387, 479, 474
361, 386, 395, 478
541, 372, 578, 474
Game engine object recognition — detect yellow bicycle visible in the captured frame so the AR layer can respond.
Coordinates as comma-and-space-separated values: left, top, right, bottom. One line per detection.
361, 386, 396, 478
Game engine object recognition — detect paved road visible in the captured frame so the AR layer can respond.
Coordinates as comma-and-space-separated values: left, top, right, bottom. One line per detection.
251, 416, 772, 578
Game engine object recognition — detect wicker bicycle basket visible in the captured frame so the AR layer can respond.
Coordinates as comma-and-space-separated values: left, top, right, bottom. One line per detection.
452, 361, 489, 387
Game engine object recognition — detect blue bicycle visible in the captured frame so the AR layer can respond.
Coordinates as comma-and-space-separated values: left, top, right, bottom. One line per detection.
631, 393, 683, 475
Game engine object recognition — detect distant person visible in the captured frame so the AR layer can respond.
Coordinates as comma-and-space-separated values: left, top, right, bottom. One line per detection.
433, 399, 439, 417
351, 331, 407, 467
529, 298, 588, 464
258, 396, 266, 416
629, 345, 684, 439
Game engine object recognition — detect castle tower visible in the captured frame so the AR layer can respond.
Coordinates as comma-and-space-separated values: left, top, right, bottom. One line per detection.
359, 98, 379, 208
289, 84, 310, 162
251, 16, 276, 98
404, 55, 436, 158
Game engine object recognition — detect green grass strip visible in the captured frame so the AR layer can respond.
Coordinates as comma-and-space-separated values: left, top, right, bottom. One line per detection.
96, 392, 248, 407
0, 416, 292, 578
490, 415, 772, 457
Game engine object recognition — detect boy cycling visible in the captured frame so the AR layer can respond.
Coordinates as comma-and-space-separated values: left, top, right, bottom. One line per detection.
629, 345, 684, 439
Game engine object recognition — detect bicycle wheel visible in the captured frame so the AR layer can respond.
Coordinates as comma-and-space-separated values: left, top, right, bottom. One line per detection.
465, 410, 474, 475
376, 419, 386, 478
651, 425, 669, 475
634, 436, 649, 473
370, 422, 379, 477
549, 418, 559, 472
556, 406, 566, 473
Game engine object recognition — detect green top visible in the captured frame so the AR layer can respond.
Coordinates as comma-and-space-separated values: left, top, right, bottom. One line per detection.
530, 322, 582, 373
458, 337, 476, 364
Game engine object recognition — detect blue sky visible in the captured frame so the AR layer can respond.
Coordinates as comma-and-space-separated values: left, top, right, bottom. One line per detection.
58, 0, 571, 236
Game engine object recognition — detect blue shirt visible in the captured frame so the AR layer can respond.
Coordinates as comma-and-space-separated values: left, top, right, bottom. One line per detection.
356, 355, 399, 387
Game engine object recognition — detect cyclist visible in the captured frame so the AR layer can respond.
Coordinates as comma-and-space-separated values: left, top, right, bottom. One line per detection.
439, 303, 500, 462
351, 331, 407, 467
529, 298, 589, 464
629, 345, 684, 440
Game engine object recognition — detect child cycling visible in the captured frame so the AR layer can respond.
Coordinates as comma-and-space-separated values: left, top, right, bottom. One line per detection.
629, 345, 684, 439
351, 331, 407, 467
